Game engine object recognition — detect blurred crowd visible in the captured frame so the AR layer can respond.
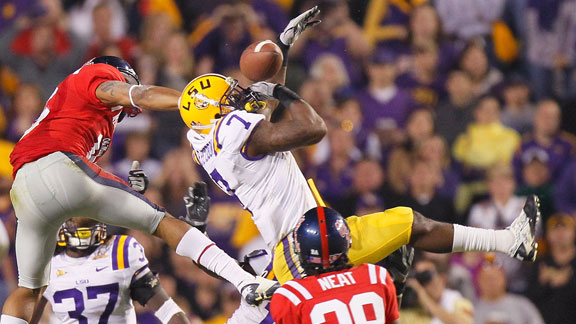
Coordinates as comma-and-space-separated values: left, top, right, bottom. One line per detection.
0, 0, 576, 323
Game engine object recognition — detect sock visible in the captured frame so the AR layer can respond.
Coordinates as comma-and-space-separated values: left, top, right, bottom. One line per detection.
0, 315, 28, 324
176, 228, 253, 288
452, 224, 514, 254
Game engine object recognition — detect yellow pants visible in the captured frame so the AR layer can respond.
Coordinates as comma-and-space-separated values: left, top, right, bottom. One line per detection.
272, 207, 414, 284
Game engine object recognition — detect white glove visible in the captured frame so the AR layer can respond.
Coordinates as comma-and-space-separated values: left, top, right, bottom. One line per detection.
279, 6, 321, 47
238, 276, 280, 306
128, 161, 148, 194
249, 81, 278, 98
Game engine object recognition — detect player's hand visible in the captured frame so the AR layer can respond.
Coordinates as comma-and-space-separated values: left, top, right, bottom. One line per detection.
381, 245, 414, 300
179, 182, 211, 232
249, 81, 278, 99
279, 6, 321, 47
238, 276, 280, 306
128, 161, 149, 194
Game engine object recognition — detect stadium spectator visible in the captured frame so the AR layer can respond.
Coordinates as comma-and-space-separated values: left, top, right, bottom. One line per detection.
516, 155, 556, 226
0, 16, 85, 95
334, 158, 388, 217
310, 125, 360, 206
459, 42, 504, 97
387, 108, 435, 195
554, 158, 576, 217
405, 258, 474, 324
396, 44, 446, 107
527, 213, 576, 324
475, 261, 544, 324
415, 135, 461, 200
113, 131, 162, 183
363, 0, 423, 48
67, 0, 128, 44
191, 4, 259, 75
453, 96, 520, 172
435, 0, 506, 41
290, 0, 371, 87
393, 159, 458, 224
5, 83, 43, 143
499, 78, 535, 135
308, 53, 352, 101
355, 50, 415, 153
512, 99, 576, 185
84, 2, 138, 65
435, 70, 477, 146
524, 0, 576, 99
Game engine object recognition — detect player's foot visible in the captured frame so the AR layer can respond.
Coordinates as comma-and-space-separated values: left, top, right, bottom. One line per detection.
507, 195, 540, 261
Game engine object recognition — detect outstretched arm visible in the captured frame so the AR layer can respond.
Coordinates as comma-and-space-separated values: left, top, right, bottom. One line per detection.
96, 81, 180, 111
269, 6, 321, 85
246, 83, 326, 156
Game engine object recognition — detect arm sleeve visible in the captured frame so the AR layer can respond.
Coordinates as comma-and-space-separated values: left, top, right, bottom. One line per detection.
74, 64, 126, 105
215, 110, 266, 154
270, 292, 300, 324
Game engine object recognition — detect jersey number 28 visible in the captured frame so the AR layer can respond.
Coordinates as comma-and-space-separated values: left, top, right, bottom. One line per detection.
310, 292, 385, 324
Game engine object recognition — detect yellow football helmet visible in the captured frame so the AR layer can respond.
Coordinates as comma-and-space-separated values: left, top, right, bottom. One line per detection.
179, 73, 266, 134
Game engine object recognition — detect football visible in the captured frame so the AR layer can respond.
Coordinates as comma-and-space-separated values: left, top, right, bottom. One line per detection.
240, 40, 283, 81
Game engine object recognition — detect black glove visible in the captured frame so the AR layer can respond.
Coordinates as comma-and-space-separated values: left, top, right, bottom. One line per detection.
128, 161, 148, 194
381, 245, 414, 304
179, 182, 211, 232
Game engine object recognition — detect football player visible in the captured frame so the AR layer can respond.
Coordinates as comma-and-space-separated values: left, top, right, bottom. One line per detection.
4, 56, 275, 324
270, 207, 400, 324
178, 5, 540, 290
31, 218, 189, 324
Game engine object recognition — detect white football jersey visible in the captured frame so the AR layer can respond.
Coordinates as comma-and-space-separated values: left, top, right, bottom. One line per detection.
44, 235, 150, 324
188, 110, 317, 248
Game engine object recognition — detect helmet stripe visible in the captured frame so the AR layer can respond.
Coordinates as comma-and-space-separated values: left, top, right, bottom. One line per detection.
317, 207, 330, 269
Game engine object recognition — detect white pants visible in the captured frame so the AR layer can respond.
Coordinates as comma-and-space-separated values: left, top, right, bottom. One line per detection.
10, 152, 165, 288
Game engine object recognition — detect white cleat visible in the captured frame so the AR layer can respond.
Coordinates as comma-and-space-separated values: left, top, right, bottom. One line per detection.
507, 195, 540, 261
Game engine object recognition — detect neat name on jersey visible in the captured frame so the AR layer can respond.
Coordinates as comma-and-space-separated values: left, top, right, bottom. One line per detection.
317, 272, 357, 291
195, 141, 216, 165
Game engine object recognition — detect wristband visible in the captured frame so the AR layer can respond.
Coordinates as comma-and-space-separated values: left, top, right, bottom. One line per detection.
154, 298, 183, 324
276, 37, 290, 67
273, 85, 301, 108
129, 85, 142, 109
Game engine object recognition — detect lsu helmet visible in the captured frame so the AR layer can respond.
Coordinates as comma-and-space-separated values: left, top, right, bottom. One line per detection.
179, 74, 266, 134
293, 207, 352, 274
57, 218, 107, 250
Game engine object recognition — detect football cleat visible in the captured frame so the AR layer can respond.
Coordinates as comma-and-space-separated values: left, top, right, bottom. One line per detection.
507, 195, 540, 261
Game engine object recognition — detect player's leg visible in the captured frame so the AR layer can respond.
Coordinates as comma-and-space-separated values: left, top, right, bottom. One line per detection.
410, 195, 540, 260
2, 154, 71, 323
68, 156, 259, 292
345, 207, 414, 266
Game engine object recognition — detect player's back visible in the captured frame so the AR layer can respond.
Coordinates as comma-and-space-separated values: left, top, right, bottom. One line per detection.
44, 235, 149, 324
188, 110, 317, 248
10, 63, 126, 177
270, 264, 399, 324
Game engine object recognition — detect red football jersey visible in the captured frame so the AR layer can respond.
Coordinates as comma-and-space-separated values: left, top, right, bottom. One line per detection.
271, 264, 399, 324
10, 63, 126, 177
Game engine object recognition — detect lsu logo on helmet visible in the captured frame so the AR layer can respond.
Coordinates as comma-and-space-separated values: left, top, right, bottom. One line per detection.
179, 74, 237, 135
179, 73, 267, 134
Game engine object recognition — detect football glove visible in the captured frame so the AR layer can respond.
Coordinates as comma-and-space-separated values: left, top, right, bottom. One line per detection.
238, 276, 280, 306
381, 245, 414, 303
179, 182, 211, 233
128, 161, 149, 194
248, 81, 277, 99
279, 6, 321, 48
